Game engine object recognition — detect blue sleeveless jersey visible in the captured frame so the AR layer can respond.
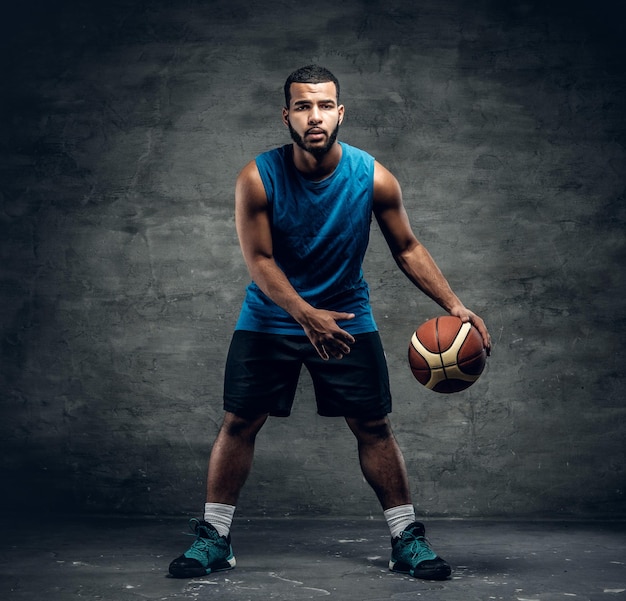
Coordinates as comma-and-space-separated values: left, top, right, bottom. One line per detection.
235, 142, 378, 335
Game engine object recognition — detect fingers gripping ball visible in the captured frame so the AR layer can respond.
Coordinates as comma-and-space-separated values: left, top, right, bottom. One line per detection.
408, 316, 487, 393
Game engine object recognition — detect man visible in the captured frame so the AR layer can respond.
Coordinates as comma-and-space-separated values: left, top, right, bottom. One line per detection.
169, 65, 491, 582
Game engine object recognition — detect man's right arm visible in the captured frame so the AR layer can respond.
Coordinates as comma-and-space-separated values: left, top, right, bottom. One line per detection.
234, 160, 355, 360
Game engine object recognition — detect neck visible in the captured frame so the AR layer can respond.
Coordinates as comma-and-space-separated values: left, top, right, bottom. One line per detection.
291, 142, 342, 181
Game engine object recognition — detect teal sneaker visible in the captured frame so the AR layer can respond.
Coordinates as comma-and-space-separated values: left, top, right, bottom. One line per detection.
168, 519, 236, 578
389, 521, 451, 580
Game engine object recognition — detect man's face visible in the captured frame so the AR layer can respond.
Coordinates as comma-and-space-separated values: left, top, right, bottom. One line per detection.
282, 82, 345, 159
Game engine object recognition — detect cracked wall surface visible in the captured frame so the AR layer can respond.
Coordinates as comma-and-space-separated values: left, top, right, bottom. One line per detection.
0, 0, 624, 517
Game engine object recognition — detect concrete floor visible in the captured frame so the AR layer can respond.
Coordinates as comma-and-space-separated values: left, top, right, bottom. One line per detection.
1, 516, 625, 601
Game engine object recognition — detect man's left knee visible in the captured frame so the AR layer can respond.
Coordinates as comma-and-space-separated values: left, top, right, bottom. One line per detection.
346, 416, 393, 441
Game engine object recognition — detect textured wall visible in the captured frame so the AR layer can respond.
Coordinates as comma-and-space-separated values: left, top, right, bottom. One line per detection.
1, 0, 624, 518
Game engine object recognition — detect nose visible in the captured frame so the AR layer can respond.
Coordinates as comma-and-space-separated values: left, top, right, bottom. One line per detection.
308, 106, 322, 124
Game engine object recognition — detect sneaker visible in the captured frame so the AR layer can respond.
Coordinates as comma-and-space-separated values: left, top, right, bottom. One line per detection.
389, 521, 451, 580
168, 519, 236, 578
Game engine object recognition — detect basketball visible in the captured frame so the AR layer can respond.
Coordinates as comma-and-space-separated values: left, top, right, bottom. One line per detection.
408, 315, 487, 393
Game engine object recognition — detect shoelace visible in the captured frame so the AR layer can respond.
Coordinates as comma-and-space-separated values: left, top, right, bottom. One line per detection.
184, 519, 221, 562
187, 518, 205, 535
400, 532, 437, 563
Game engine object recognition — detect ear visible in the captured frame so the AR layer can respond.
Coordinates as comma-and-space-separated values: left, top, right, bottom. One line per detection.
338, 104, 345, 125
282, 106, 289, 127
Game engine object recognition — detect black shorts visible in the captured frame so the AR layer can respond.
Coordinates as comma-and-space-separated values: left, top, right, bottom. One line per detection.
223, 330, 392, 418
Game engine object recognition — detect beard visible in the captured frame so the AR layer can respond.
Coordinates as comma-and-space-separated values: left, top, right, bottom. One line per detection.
287, 120, 340, 159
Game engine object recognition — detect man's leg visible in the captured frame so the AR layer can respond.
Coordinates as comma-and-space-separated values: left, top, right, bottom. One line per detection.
169, 411, 268, 578
345, 415, 451, 581
207, 411, 269, 505
344, 415, 411, 509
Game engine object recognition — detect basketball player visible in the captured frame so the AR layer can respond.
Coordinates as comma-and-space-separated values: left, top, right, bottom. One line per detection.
169, 65, 491, 581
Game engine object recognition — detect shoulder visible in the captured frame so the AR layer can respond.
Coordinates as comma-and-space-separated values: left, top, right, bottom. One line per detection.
236, 160, 267, 206
337, 144, 397, 204
237, 159, 262, 186
373, 160, 402, 208
255, 145, 290, 172
340, 142, 375, 165
237, 145, 290, 189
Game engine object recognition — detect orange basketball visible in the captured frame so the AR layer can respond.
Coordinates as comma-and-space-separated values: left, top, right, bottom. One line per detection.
408, 315, 486, 393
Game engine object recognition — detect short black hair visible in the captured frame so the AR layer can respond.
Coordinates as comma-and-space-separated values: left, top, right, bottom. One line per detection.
284, 65, 340, 108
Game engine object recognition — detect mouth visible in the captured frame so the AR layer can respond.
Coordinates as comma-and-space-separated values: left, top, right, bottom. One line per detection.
306, 128, 326, 138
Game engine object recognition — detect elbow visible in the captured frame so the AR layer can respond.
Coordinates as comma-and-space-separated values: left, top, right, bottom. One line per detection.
394, 239, 422, 263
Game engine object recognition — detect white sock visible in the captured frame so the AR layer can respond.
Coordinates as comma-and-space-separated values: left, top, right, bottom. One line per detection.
384, 504, 416, 539
204, 502, 236, 538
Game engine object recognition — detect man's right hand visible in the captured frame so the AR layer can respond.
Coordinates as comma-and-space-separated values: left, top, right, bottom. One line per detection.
299, 308, 356, 360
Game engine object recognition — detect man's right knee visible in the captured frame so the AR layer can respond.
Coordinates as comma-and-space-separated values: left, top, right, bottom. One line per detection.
221, 411, 268, 438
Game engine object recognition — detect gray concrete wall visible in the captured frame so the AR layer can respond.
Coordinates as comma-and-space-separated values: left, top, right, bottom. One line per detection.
1, 0, 624, 518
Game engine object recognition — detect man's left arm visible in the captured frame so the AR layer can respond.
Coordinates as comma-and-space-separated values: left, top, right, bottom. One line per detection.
372, 161, 492, 353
